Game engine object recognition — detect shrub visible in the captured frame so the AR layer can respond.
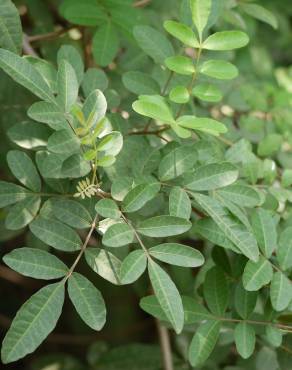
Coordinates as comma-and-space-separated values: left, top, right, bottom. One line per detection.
0, 0, 291, 369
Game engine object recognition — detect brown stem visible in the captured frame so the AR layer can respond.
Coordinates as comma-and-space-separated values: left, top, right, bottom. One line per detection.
175, 48, 202, 119
155, 320, 174, 370
133, 0, 152, 7
22, 34, 38, 56
82, 27, 92, 68
128, 127, 169, 136
120, 213, 150, 257
218, 316, 292, 332
27, 27, 75, 43
66, 215, 98, 279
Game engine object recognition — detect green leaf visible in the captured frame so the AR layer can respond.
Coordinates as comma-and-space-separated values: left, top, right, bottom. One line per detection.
82, 68, 108, 96
97, 155, 116, 168
282, 169, 292, 188
5, 195, 41, 230
85, 248, 121, 285
216, 184, 261, 208
170, 121, 191, 139
83, 89, 107, 128
3, 247, 68, 280
51, 199, 92, 229
60, 0, 106, 26
189, 0, 212, 41
270, 271, 292, 311
30, 217, 82, 252
120, 250, 147, 284
169, 186, 191, 219
183, 162, 238, 191
95, 199, 121, 219
68, 272, 106, 331
192, 193, 259, 261
102, 222, 134, 247
256, 347, 278, 370
26, 56, 57, 93
215, 195, 251, 231
92, 21, 119, 67
242, 256, 273, 291
183, 296, 214, 324
7, 150, 41, 192
200, 60, 238, 80
203, 31, 249, 51
258, 133, 282, 157
97, 131, 123, 157
277, 227, 292, 271
0, 0, 22, 53
251, 209, 277, 258
36, 151, 64, 179
27, 101, 66, 130
133, 25, 174, 64
234, 322, 256, 359
188, 320, 221, 367
165, 56, 195, 75
163, 20, 199, 47
111, 176, 133, 201
169, 85, 190, 104
138, 215, 191, 237
195, 218, 239, 253
192, 83, 223, 102
140, 295, 168, 321
61, 154, 91, 178
1, 282, 65, 364
57, 60, 79, 112
158, 144, 197, 181
140, 295, 212, 324
240, 3, 278, 30
149, 243, 204, 267
265, 325, 282, 347
148, 259, 184, 334
122, 182, 160, 213
47, 129, 80, 155
57, 44, 84, 85
0, 181, 29, 207
132, 95, 175, 124
0, 48, 56, 103
122, 71, 160, 95
7, 121, 51, 150
203, 266, 229, 315
177, 115, 227, 136
234, 282, 257, 319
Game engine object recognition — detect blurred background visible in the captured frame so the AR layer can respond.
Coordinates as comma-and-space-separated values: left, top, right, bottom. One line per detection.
1, 1, 292, 369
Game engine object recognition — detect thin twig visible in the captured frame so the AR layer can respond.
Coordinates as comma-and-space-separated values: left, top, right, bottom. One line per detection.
22, 34, 38, 56
133, 0, 152, 7
175, 47, 202, 119
128, 127, 168, 136
65, 214, 98, 280
143, 71, 174, 132
120, 213, 150, 257
155, 320, 174, 370
27, 27, 75, 43
218, 316, 292, 332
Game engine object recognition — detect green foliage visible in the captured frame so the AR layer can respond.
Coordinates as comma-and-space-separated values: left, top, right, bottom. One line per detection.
0, 0, 291, 368
0, 0, 22, 53
3, 248, 68, 279
67, 272, 106, 331
148, 259, 184, 334
1, 282, 65, 363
